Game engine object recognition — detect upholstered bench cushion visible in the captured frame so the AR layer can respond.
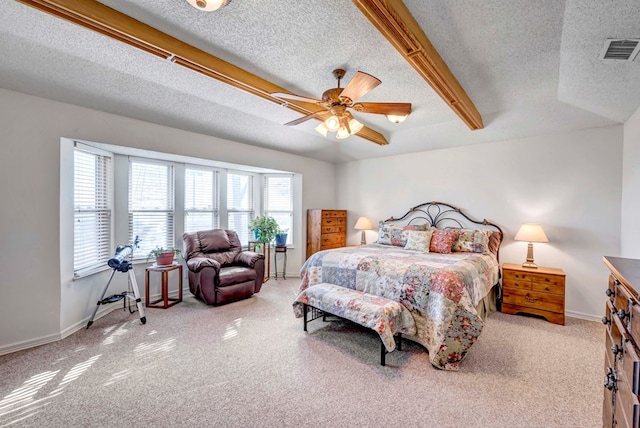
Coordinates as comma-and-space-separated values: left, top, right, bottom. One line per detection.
295, 283, 416, 352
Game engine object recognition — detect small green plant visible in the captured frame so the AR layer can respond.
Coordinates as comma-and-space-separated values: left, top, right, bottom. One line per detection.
249, 215, 279, 244
146, 246, 182, 262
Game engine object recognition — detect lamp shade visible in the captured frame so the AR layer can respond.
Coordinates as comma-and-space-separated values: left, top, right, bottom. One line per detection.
354, 217, 372, 230
514, 224, 548, 243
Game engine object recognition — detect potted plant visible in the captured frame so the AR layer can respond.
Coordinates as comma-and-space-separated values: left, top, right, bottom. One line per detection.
147, 246, 182, 266
275, 227, 288, 247
249, 215, 279, 248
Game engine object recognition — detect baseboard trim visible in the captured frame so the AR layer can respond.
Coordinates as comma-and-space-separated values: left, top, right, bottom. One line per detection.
566, 310, 602, 323
0, 304, 120, 357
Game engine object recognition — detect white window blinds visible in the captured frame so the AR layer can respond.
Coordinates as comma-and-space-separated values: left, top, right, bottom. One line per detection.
128, 159, 175, 259
74, 144, 112, 275
264, 175, 293, 245
227, 172, 254, 245
185, 167, 219, 233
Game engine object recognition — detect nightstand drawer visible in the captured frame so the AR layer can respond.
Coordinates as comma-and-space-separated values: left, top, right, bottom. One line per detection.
503, 278, 531, 290
503, 270, 532, 282
321, 225, 344, 234
321, 210, 346, 218
502, 288, 564, 313
320, 233, 346, 246
531, 280, 564, 295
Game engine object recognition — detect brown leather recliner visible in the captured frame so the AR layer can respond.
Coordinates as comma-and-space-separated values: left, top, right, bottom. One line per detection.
182, 229, 265, 306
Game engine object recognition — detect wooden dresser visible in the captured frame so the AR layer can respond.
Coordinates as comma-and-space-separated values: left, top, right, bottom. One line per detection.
306, 209, 347, 259
501, 263, 566, 325
603, 256, 640, 428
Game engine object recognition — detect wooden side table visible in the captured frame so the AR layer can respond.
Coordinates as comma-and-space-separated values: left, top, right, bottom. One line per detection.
501, 263, 566, 325
274, 246, 287, 279
248, 241, 270, 282
145, 264, 183, 308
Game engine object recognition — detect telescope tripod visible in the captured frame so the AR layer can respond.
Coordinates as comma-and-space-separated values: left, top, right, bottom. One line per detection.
86, 266, 146, 329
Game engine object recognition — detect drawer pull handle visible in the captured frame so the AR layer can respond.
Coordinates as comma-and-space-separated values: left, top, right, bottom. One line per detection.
525, 294, 538, 303
602, 317, 611, 325
545, 278, 550, 282
606, 289, 614, 297
611, 344, 622, 356
604, 368, 617, 391
617, 309, 628, 320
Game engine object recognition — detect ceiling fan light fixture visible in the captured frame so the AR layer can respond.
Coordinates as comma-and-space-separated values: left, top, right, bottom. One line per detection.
325, 115, 341, 132
336, 126, 350, 139
314, 123, 328, 137
386, 114, 408, 123
186, 0, 230, 12
348, 118, 364, 134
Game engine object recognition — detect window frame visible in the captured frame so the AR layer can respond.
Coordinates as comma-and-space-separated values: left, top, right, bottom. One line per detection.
73, 142, 114, 278
128, 157, 176, 260
264, 174, 293, 247
184, 165, 220, 234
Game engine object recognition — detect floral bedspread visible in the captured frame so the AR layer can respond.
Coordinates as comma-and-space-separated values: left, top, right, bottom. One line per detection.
293, 244, 499, 370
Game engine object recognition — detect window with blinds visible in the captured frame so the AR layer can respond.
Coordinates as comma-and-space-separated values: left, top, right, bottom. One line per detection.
264, 175, 293, 245
128, 159, 175, 259
74, 144, 112, 275
227, 172, 254, 245
184, 167, 219, 233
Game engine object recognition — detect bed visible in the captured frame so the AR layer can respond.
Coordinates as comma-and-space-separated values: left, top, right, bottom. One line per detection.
294, 201, 503, 370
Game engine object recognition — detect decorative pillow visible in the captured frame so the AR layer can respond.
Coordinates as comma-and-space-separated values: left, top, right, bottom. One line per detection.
487, 231, 502, 255
429, 229, 457, 254
404, 230, 434, 253
452, 228, 491, 253
377, 222, 428, 247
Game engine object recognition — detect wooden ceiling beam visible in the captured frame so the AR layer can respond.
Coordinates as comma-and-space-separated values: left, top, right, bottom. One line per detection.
16, 0, 389, 145
353, 0, 484, 130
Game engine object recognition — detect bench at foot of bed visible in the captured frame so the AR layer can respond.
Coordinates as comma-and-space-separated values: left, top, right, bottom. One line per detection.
296, 282, 415, 366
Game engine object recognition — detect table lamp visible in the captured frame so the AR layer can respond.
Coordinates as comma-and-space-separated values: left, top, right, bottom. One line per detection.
514, 223, 548, 269
354, 216, 372, 245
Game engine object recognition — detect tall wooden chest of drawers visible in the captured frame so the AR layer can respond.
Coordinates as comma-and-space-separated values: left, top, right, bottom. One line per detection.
501, 263, 566, 325
306, 209, 347, 259
603, 256, 640, 428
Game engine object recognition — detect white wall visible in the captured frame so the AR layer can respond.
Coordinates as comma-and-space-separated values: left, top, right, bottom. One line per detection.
0, 88, 337, 354
337, 126, 623, 320
622, 106, 640, 257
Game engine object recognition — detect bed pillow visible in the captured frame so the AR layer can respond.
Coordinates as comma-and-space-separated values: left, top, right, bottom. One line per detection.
429, 229, 457, 254
452, 228, 491, 253
404, 230, 434, 253
487, 231, 502, 255
377, 222, 428, 247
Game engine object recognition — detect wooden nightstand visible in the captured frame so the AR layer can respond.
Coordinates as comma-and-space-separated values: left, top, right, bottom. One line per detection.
501, 263, 566, 325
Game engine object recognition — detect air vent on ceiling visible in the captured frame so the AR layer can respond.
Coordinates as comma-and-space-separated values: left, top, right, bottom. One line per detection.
599, 39, 640, 62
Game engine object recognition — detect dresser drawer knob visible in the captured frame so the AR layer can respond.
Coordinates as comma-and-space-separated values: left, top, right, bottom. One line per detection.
604, 368, 617, 391
602, 317, 611, 325
606, 289, 614, 297
545, 287, 550, 291
545, 278, 550, 282
611, 344, 622, 356
617, 309, 628, 320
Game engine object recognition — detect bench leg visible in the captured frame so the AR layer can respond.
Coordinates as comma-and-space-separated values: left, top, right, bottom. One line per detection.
397, 333, 402, 351
381, 340, 386, 366
303, 303, 308, 332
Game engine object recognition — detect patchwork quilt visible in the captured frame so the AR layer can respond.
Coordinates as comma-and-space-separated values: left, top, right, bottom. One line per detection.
294, 244, 499, 370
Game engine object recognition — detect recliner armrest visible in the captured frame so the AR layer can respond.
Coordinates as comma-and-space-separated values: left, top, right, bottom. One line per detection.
234, 251, 264, 268
186, 257, 221, 273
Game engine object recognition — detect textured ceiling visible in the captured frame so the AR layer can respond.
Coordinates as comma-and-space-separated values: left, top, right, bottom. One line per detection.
1, 0, 637, 163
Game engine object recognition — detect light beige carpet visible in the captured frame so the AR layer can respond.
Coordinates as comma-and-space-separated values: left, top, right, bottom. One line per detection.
0, 278, 604, 427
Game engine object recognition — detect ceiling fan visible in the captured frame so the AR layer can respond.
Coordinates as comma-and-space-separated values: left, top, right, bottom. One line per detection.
272, 69, 412, 141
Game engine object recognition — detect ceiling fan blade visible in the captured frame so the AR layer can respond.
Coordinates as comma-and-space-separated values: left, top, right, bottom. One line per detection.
271, 92, 324, 104
355, 126, 388, 146
354, 102, 412, 116
284, 111, 329, 126
339, 71, 381, 103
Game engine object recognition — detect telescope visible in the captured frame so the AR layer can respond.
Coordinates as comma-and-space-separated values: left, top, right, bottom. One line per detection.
87, 235, 145, 328
107, 236, 140, 272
